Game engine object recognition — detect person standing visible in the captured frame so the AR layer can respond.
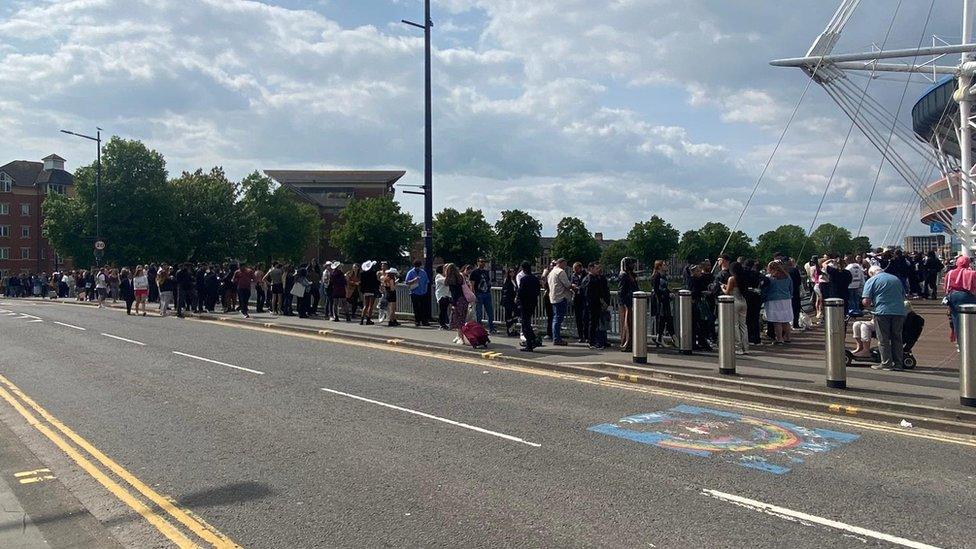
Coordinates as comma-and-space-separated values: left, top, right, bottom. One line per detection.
194, 264, 207, 313
345, 263, 361, 322
253, 264, 266, 314
723, 262, 749, 355
618, 257, 639, 352
786, 257, 803, 329
501, 268, 519, 337
845, 255, 865, 316
147, 263, 159, 303
176, 263, 194, 318
329, 264, 347, 321
434, 265, 451, 330
95, 268, 108, 308
234, 264, 255, 318
547, 258, 573, 346
383, 268, 400, 327
922, 250, 944, 300
108, 268, 120, 303
541, 261, 555, 340
133, 266, 149, 316
584, 262, 611, 349
293, 267, 311, 318
119, 268, 134, 315
571, 262, 588, 344
310, 261, 323, 316
945, 255, 976, 346
444, 264, 469, 343
204, 267, 220, 313
862, 265, 908, 370
764, 261, 793, 345
158, 265, 176, 317
650, 260, 674, 346
359, 261, 379, 325
405, 260, 431, 327
516, 261, 542, 352
264, 263, 283, 315
468, 259, 494, 333
283, 265, 296, 316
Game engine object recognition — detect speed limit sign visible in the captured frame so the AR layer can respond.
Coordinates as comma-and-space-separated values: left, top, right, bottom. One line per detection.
94, 240, 106, 251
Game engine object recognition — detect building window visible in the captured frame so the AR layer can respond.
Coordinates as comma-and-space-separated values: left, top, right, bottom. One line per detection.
0, 173, 10, 193
47, 184, 66, 196
20, 247, 29, 260
21, 226, 29, 239
20, 203, 29, 216
0, 226, 7, 237
0, 248, 8, 260
40, 248, 45, 260
0, 203, 7, 215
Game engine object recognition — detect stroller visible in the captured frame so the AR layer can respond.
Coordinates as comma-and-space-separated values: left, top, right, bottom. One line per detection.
845, 310, 924, 369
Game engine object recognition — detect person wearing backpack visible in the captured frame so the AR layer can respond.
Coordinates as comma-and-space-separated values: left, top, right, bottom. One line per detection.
844, 255, 864, 316
469, 259, 495, 333
516, 261, 542, 352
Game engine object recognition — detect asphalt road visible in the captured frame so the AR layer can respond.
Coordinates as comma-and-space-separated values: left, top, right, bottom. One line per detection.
0, 299, 972, 548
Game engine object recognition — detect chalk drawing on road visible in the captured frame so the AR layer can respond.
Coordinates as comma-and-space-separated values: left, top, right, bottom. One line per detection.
588, 404, 859, 474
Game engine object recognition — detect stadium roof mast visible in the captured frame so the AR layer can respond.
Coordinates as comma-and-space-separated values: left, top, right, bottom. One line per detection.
771, 0, 976, 257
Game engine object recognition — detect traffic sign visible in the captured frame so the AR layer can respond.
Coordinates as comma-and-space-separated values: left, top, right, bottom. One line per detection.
94, 240, 106, 250
930, 221, 947, 234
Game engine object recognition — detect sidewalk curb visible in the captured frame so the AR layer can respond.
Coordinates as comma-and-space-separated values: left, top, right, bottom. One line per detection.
30, 299, 976, 436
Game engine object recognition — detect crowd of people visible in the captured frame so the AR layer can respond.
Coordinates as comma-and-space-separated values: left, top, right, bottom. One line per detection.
2, 246, 968, 371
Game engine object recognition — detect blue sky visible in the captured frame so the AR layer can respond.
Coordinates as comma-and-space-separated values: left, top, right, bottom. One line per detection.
0, 0, 966, 244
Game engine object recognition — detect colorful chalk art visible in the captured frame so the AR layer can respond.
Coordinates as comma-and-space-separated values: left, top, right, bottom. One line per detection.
588, 405, 859, 474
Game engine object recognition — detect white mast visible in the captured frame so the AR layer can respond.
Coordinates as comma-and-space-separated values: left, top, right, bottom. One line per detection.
960, 0, 974, 257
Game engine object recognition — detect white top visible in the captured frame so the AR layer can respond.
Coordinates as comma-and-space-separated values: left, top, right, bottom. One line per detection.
95, 273, 107, 289
434, 273, 449, 300
547, 266, 572, 304
846, 263, 865, 289
133, 275, 148, 290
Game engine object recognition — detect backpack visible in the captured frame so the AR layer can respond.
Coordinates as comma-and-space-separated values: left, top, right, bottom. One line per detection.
836, 268, 853, 289
461, 321, 490, 348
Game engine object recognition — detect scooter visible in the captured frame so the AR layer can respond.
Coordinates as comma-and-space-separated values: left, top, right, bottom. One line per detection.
844, 348, 917, 369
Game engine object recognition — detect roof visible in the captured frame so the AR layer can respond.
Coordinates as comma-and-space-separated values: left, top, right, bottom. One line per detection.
912, 76, 966, 159
0, 160, 74, 187
264, 170, 406, 187
42, 154, 66, 161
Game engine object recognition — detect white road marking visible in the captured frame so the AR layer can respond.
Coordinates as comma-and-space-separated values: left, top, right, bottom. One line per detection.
702, 489, 942, 549
100, 333, 146, 346
53, 321, 86, 331
320, 387, 542, 448
172, 351, 265, 375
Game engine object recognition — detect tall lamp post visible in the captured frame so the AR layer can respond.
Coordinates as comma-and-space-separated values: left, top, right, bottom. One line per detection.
402, 0, 434, 283
60, 128, 102, 264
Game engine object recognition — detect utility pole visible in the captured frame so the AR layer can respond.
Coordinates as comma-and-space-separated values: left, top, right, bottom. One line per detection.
60, 128, 103, 265
403, 0, 434, 285
961, 0, 974, 257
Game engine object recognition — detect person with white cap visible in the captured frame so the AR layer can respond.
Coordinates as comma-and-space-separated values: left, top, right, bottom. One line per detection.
359, 260, 379, 325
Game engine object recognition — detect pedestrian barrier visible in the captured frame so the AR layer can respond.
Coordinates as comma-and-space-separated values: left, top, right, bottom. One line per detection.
677, 289, 693, 355
632, 292, 651, 364
960, 304, 976, 407
824, 297, 847, 389
717, 295, 735, 375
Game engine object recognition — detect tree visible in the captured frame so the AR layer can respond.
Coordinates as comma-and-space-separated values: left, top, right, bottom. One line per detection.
329, 195, 418, 264
44, 137, 177, 266
239, 172, 322, 263
808, 223, 853, 255
850, 235, 873, 254
550, 217, 601, 265
432, 208, 495, 266
755, 224, 808, 263
493, 209, 542, 267
170, 167, 246, 262
678, 222, 754, 263
627, 216, 679, 266
600, 240, 630, 273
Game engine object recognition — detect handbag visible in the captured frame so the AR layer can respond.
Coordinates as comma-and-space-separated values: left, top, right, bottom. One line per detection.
290, 282, 306, 298
462, 283, 476, 304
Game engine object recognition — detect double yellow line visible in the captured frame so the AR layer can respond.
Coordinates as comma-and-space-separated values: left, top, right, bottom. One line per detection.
0, 374, 239, 548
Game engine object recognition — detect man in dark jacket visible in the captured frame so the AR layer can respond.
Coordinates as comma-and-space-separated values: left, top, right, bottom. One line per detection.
147, 264, 159, 303
194, 265, 206, 313
176, 263, 194, 318
516, 261, 542, 352
583, 262, 611, 349
204, 268, 220, 312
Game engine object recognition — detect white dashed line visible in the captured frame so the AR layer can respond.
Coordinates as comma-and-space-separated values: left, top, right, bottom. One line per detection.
54, 322, 86, 331
100, 333, 146, 346
702, 489, 941, 549
320, 387, 542, 448
171, 351, 265, 375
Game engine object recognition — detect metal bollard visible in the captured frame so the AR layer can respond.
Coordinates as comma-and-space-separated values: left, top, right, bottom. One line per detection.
717, 295, 735, 375
960, 304, 976, 406
678, 290, 693, 355
824, 297, 846, 389
632, 291, 651, 364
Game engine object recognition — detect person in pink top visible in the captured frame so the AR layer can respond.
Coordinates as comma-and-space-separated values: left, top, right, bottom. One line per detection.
945, 256, 976, 344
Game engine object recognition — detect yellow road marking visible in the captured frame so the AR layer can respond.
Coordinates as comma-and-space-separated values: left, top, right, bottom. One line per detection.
14, 468, 51, 477
0, 374, 239, 548
0, 382, 198, 548
19, 475, 56, 485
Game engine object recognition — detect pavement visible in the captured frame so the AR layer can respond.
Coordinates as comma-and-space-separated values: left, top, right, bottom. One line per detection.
0, 298, 972, 547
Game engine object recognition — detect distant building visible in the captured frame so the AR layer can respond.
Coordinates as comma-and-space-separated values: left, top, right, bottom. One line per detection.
904, 234, 946, 255
0, 155, 74, 278
264, 170, 406, 261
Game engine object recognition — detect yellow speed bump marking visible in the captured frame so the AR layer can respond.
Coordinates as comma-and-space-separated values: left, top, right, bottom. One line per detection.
480, 351, 503, 359
15, 468, 56, 485
0, 374, 239, 548
318, 330, 333, 335
14, 468, 51, 477
387, 339, 404, 345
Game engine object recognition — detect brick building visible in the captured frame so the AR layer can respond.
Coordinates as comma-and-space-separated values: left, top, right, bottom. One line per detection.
0, 155, 74, 278
264, 170, 405, 261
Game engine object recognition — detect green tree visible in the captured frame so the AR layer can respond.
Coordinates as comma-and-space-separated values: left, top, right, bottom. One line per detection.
328, 195, 418, 264
170, 167, 246, 262
550, 217, 601, 265
44, 137, 177, 266
432, 208, 495, 266
808, 223, 853, 255
755, 224, 808, 263
627, 216, 679, 266
493, 209, 542, 267
850, 235, 873, 254
678, 222, 754, 263
600, 240, 630, 273
240, 172, 322, 263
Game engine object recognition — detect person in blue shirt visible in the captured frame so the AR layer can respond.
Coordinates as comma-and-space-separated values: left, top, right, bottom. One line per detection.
861, 266, 907, 371
405, 259, 431, 327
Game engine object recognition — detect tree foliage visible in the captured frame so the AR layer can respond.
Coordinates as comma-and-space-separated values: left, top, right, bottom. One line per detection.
239, 172, 322, 263
600, 240, 630, 274
493, 209, 542, 267
432, 208, 495, 266
550, 217, 601, 265
329, 195, 418, 264
627, 216, 679, 266
808, 223, 853, 256
171, 168, 244, 262
755, 224, 808, 263
678, 222, 754, 263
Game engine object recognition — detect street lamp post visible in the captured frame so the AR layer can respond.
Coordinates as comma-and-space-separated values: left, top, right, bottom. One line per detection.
402, 0, 434, 284
60, 128, 102, 265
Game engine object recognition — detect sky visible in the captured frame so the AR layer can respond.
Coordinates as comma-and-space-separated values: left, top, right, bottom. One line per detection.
0, 0, 967, 243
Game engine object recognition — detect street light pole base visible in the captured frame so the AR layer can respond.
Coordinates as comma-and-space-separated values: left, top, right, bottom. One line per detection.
719, 368, 735, 376
962, 396, 976, 407
680, 350, 692, 356
827, 379, 846, 389
632, 357, 647, 364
